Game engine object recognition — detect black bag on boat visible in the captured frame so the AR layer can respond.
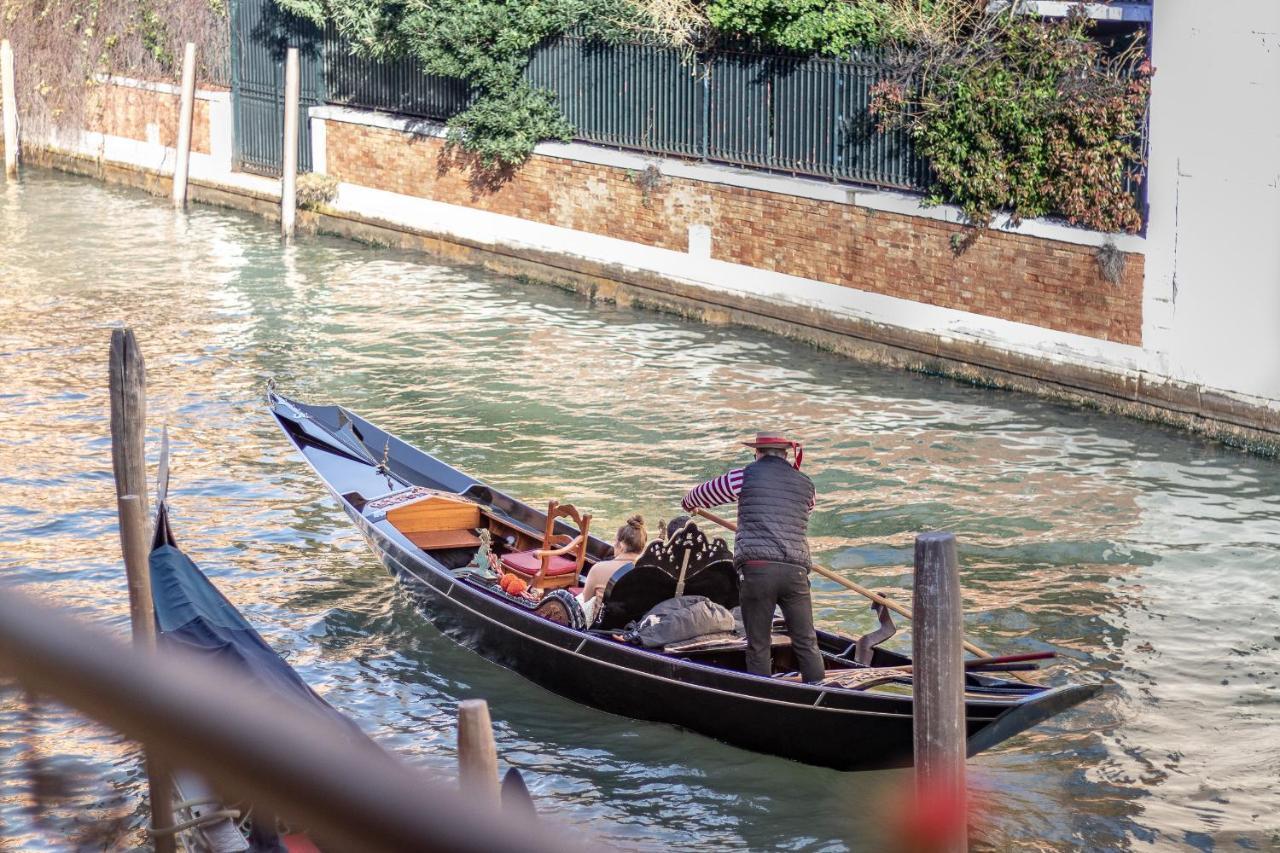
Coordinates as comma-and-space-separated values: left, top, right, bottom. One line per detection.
627, 595, 736, 648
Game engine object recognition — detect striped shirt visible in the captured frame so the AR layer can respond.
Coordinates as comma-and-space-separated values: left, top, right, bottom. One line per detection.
682, 468, 816, 512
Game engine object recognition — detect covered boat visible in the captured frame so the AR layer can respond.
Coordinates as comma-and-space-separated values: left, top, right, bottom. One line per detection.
268, 391, 1100, 772
150, 494, 373, 851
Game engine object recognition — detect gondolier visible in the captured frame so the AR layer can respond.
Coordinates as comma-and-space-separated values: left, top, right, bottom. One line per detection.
682, 431, 825, 684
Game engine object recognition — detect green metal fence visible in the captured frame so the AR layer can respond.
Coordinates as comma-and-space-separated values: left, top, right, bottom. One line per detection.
322, 26, 470, 121
230, 0, 324, 176
322, 34, 931, 191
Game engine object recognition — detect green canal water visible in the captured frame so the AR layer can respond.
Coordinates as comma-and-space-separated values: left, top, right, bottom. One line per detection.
1, 170, 1278, 851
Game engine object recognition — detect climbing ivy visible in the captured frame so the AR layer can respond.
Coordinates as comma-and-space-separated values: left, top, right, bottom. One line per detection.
705, 0, 893, 56
278, 0, 643, 168
0, 0, 229, 141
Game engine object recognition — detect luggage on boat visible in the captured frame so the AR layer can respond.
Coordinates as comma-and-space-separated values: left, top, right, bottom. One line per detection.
627, 595, 736, 648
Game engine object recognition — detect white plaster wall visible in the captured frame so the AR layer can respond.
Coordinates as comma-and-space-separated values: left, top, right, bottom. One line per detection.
1143, 3, 1280, 400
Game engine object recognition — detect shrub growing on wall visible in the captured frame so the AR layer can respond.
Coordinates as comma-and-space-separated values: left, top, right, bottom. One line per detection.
705, 0, 893, 55
278, 0, 645, 168
871, 4, 1150, 233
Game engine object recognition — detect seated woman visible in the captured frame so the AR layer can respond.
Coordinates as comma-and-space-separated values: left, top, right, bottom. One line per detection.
577, 515, 648, 624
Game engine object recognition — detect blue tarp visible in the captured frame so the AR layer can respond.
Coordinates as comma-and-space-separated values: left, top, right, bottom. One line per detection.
149, 540, 367, 740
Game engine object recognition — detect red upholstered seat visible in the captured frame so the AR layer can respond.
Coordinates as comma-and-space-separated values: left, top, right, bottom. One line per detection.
501, 550, 579, 578
497, 500, 592, 591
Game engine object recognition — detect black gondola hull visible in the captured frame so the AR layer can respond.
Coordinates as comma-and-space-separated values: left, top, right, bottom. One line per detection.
270, 394, 1101, 772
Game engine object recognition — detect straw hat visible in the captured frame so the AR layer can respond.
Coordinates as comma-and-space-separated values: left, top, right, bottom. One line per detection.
741, 432, 804, 469
740, 432, 797, 449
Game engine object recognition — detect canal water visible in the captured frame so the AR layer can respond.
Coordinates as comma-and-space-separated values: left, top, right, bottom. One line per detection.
1, 170, 1277, 851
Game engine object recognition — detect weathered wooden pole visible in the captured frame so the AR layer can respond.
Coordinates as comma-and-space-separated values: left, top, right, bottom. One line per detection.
117, 496, 155, 649
2, 39, 18, 178
281, 46, 300, 239
109, 329, 149, 520
457, 699, 500, 806
171, 42, 197, 208
912, 532, 967, 853
108, 330, 176, 853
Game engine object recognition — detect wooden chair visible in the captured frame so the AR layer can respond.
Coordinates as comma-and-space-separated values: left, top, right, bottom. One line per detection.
499, 500, 592, 591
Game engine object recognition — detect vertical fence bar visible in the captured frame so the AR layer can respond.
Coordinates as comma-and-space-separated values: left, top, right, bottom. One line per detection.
2, 39, 18, 178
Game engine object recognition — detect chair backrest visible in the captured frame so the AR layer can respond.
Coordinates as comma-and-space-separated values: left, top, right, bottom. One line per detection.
532, 500, 592, 586
596, 523, 738, 631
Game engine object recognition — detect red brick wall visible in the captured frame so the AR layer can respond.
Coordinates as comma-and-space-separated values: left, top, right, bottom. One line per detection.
326, 121, 1144, 345
86, 83, 212, 155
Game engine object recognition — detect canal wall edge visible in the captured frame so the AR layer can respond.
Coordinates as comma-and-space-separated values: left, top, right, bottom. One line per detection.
16, 74, 1280, 456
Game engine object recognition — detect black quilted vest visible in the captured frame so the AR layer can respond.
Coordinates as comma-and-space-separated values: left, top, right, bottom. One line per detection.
734, 455, 815, 568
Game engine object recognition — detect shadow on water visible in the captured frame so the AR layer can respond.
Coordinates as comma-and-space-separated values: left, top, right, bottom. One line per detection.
1, 170, 1278, 850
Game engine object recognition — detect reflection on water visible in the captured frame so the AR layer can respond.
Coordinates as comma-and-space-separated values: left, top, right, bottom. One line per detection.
1, 170, 1278, 850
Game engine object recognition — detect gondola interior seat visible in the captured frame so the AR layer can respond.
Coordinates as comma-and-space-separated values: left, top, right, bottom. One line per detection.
596, 523, 738, 631
499, 500, 592, 591
384, 491, 482, 551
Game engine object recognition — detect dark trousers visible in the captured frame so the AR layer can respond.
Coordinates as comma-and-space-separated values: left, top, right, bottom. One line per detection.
738, 561, 825, 683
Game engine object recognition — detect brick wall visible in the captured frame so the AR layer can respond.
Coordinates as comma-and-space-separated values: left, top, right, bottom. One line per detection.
327, 121, 1144, 346
85, 83, 212, 155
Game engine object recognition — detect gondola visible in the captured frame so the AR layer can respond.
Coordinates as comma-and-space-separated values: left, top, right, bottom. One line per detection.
268, 391, 1100, 772
149, 478, 375, 851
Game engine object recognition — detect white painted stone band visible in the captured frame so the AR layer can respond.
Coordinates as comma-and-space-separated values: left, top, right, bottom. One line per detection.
96, 73, 230, 104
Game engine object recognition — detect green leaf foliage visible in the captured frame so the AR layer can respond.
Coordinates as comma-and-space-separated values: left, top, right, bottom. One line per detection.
278, 0, 641, 167
705, 0, 893, 55
872, 10, 1150, 233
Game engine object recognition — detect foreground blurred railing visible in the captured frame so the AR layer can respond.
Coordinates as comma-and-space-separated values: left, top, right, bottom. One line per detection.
0, 585, 576, 853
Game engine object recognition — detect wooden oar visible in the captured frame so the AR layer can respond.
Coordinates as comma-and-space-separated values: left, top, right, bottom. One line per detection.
691, 507, 1038, 684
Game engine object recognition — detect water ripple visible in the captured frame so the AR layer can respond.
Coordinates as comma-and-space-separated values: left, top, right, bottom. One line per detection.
0, 170, 1278, 850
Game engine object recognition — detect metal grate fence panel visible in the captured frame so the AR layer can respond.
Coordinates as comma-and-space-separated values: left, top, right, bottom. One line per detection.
323, 25, 471, 119
318, 32, 932, 191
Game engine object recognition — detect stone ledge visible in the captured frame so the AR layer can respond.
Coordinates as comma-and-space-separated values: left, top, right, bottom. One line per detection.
97, 73, 230, 104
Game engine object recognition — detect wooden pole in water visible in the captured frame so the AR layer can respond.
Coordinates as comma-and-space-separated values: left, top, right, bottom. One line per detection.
281, 46, 300, 239
117, 496, 155, 649
2, 39, 18, 178
109, 329, 148, 519
108, 330, 176, 853
457, 699, 500, 806
912, 532, 967, 853
171, 42, 197, 208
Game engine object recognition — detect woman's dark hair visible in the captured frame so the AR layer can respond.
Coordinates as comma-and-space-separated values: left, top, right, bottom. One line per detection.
666, 515, 690, 539
615, 514, 648, 554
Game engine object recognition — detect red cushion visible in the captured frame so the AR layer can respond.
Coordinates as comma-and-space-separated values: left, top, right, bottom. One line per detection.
500, 550, 579, 577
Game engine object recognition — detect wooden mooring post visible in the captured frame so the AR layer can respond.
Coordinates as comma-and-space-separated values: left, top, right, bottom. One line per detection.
171, 42, 197, 208
912, 532, 967, 853
457, 699, 500, 806
2, 39, 18, 178
280, 46, 300, 239
108, 328, 176, 853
